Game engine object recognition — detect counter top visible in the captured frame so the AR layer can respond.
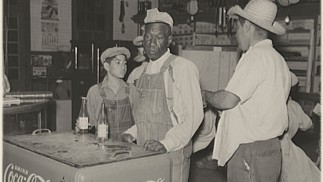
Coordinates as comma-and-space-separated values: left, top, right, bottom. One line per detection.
4, 131, 163, 168
3, 99, 49, 114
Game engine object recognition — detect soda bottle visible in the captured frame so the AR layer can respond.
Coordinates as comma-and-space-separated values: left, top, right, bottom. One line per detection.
97, 102, 108, 146
78, 97, 89, 134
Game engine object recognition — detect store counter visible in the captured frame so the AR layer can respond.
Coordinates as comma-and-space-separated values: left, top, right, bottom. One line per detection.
3, 131, 171, 182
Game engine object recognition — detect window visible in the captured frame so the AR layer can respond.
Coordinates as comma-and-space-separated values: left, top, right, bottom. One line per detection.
76, 0, 105, 32
4, 16, 19, 80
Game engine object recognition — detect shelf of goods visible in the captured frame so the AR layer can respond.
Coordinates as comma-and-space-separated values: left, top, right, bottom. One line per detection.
272, 18, 320, 93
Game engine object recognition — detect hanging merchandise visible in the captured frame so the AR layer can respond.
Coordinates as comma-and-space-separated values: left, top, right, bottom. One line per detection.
214, 0, 219, 36
187, 0, 198, 23
187, 0, 199, 15
144, 0, 152, 13
138, 1, 146, 15
119, 0, 125, 33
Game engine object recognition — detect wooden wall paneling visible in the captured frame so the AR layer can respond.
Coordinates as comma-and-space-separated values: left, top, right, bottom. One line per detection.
179, 46, 238, 92
218, 51, 230, 90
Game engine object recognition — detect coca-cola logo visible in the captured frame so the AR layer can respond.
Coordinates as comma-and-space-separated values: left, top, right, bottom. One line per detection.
145, 178, 165, 182
4, 163, 50, 182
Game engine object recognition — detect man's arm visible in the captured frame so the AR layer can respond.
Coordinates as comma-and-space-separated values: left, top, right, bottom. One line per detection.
159, 59, 204, 152
86, 85, 102, 127
203, 89, 240, 110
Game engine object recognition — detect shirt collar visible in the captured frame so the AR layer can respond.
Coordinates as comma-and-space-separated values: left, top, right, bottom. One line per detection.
241, 39, 273, 58
148, 49, 171, 67
250, 39, 273, 49
101, 76, 128, 90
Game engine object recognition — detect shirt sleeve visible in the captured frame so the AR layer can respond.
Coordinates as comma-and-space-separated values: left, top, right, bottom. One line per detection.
291, 100, 313, 131
225, 53, 262, 103
86, 85, 102, 127
127, 71, 136, 84
160, 59, 204, 152
122, 125, 138, 139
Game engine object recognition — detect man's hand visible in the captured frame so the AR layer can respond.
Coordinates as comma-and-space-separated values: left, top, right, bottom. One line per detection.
122, 133, 135, 143
75, 119, 80, 133
144, 140, 167, 153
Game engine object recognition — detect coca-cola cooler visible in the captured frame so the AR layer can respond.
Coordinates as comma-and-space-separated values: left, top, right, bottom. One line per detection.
3, 131, 171, 182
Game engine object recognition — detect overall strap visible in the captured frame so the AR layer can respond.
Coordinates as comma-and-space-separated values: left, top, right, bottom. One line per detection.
161, 55, 179, 123
98, 82, 107, 98
136, 63, 149, 89
124, 82, 130, 94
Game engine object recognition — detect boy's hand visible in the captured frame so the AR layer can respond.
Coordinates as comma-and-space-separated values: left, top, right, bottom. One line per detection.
122, 133, 135, 143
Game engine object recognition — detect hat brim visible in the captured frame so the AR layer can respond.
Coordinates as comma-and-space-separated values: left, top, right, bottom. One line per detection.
134, 54, 147, 62
133, 36, 143, 46
278, 0, 300, 6
228, 6, 286, 35
291, 72, 298, 86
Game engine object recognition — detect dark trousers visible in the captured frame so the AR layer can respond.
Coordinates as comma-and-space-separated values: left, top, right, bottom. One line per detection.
227, 138, 281, 182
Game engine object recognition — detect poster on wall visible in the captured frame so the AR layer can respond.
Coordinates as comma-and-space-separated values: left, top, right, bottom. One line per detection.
41, 22, 58, 49
41, 0, 59, 21
31, 55, 52, 67
31, 0, 71, 52
32, 67, 47, 76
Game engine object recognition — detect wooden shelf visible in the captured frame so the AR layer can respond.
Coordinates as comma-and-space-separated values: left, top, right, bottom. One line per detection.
194, 44, 237, 47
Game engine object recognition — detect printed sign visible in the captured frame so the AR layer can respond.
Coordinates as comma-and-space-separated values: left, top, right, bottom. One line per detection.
41, 0, 58, 21
31, 55, 52, 67
41, 22, 58, 49
4, 163, 50, 182
32, 67, 47, 76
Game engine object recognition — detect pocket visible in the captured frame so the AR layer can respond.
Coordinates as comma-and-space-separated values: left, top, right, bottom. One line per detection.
136, 89, 148, 113
250, 141, 282, 181
148, 90, 164, 114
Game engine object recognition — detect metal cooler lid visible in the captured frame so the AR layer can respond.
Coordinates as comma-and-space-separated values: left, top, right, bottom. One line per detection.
3, 131, 163, 168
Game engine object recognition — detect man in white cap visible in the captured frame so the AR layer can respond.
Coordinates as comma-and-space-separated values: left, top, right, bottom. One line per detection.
122, 8, 204, 182
126, 35, 149, 85
202, 0, 291, 181
85, 47, 137, 141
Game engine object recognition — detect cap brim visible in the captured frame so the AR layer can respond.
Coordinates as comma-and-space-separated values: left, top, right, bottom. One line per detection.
133, 36, 143, 46
228, 6, 286, 35
133, 54, 146, 62
291, 72, 298, 86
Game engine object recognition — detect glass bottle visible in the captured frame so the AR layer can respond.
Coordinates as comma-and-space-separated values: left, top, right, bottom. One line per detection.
97, 102, 108, 146
78, 97, 89, 134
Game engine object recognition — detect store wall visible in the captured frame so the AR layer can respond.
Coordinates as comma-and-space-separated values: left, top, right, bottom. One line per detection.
30, 0, 72, 52
113, 0, 158, 41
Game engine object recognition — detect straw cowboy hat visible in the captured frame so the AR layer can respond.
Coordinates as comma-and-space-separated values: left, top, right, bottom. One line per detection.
228, 0, 286, 35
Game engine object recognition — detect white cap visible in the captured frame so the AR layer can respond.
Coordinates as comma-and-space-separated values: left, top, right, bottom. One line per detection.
144, 8, 173, 30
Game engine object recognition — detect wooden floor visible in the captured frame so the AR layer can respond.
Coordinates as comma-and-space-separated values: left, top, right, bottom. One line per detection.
188, 129, 320, 182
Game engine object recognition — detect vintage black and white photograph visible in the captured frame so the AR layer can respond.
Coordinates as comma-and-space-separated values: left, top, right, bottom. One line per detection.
2, 0, 321, 181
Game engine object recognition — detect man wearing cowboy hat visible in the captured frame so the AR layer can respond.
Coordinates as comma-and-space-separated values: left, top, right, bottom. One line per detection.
202, 0, 291, 181
85, 47, 137, 141
122, 8, 204, 182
